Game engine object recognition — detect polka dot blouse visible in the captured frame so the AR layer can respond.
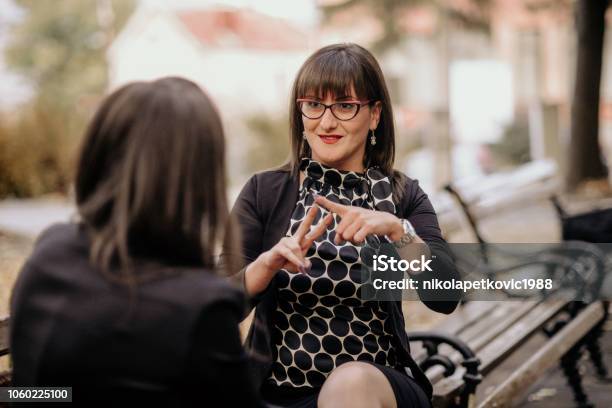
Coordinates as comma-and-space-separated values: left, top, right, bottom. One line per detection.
267, 158, 401, 389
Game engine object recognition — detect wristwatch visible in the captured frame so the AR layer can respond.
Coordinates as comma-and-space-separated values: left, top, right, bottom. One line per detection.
392, 219, 417, 249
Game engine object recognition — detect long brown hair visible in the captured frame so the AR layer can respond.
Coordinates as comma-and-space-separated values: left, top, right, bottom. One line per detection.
287, 43, 407, 203
75, 77, 240, 283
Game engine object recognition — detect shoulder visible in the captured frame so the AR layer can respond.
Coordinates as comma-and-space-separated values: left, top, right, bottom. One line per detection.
236, 166, 296, 208
390, 170, 418, 191
389, 170, 432, 217
11, 223, 89, 317
389, 169, 422, 198
244, 166, 292, 189
28, 222, 89, 266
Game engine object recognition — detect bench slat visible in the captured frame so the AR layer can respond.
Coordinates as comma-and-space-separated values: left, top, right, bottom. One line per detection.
411, 302, 503, 363
477, 299, 568, 374
421, 302, 533, 385
459, 301, 538, 351
430, 298, 570, 401
477, 301, 605, 408
435, 301, 502, 337
413, 302, 534, 378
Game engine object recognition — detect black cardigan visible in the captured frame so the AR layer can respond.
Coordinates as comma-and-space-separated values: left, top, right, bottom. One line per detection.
222, 167, 461, 400
10, 223, 262, 407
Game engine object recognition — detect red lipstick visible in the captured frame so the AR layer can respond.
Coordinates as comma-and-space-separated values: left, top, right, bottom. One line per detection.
319, 134, 343, 144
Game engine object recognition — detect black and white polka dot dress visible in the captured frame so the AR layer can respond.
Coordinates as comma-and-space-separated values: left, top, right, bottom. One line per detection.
267, 158, 400, 389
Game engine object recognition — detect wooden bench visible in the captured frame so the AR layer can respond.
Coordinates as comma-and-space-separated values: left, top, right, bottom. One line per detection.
408, 300, 608, 407
406, 161, 610, 407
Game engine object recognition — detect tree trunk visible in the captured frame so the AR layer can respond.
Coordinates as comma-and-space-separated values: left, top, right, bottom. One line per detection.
567, 0, 610, 189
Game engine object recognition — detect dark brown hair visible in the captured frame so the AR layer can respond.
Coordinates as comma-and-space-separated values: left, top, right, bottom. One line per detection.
75, 77, 239, 283
287, 43, 407, 202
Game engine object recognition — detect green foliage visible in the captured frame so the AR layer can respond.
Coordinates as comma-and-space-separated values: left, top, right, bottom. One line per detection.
245, 114, 291, 173
0, 0, 134, 198
6, 0, 133, 110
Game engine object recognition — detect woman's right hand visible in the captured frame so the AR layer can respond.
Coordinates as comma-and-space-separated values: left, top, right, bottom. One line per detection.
245, 206, 332, 297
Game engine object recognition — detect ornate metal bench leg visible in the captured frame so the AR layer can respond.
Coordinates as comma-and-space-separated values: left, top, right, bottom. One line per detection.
585, 324, 608, 380
542, 302, 597, 408
406, 332, 481, 408
584, 301, 609, 380
560, 342, 593, 408
459, 357, 482, 408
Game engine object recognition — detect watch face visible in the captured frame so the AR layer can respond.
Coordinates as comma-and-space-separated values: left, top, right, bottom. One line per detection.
392, 219, 416, 249
403, 219, 416, 237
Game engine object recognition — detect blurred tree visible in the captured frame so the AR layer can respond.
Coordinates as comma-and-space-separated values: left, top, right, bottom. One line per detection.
0, 0, 134, 197
567, 0, 610, 189
6, 0, 133, 112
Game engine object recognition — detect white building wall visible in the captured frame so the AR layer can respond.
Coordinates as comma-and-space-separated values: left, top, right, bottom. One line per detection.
108, 9, 309, 118
107, 11, 206, 91
195, 49, 309, 117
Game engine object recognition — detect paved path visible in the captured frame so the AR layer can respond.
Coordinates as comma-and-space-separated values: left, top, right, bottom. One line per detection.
0, 199, 75, 238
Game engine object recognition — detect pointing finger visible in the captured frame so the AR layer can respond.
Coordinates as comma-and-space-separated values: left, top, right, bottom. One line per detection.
314, 195, 348, 216
294, 206, 319, 242
302, 212, 333, 251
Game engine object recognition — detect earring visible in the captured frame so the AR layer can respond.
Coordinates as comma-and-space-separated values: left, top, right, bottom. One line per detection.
370, 129, 376, 146
302, 131, 307, 140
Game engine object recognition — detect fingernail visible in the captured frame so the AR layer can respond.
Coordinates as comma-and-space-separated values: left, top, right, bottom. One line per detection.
305, 259, 311, 269
298, 265, 306, 274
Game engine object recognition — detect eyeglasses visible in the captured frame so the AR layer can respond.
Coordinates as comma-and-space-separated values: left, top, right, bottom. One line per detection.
296, 99, 372, 121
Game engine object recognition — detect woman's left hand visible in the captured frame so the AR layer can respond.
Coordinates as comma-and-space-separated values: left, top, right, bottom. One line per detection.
314, 195, 404, 245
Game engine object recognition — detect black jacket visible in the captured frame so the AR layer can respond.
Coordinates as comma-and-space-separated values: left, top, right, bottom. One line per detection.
222, 167, 460, 400
10, 223, 261, 407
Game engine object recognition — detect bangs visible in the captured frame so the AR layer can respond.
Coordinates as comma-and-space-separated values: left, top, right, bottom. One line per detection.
296, 50, 372, 100
289, 43, 396, 184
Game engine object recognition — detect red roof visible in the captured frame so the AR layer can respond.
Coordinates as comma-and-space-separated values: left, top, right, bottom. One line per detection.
177, 9, 308, 51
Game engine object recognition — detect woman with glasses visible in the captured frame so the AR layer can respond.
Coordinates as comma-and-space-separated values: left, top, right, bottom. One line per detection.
222, 43, 459, 408
10, 77, 262, 406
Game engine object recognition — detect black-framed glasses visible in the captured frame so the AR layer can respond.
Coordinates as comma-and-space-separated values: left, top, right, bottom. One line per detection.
296, 99, 373, 121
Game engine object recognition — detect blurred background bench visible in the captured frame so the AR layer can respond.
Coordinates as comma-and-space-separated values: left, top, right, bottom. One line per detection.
435, 159, 560, 240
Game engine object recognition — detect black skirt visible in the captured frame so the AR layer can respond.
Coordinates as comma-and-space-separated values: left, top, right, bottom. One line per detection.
261, 362, 432, 408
